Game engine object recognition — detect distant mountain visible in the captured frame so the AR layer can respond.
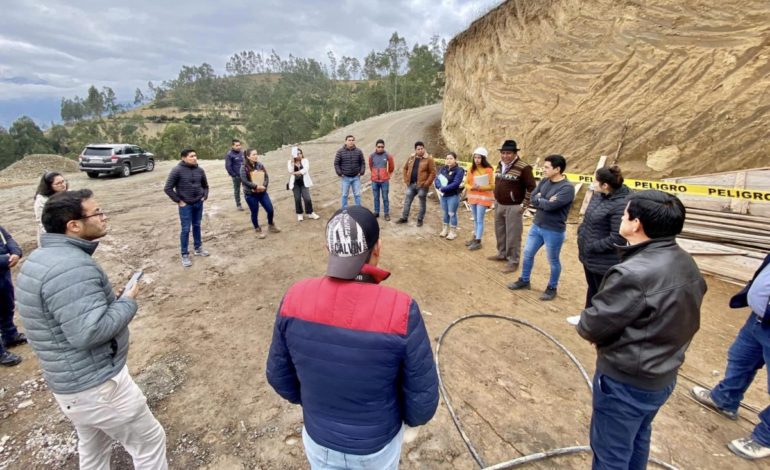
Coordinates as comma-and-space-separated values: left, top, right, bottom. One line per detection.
0, 97, 62, 129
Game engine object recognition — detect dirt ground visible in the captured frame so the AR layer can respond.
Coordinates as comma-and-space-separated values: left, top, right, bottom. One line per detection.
0, 104, 767, 469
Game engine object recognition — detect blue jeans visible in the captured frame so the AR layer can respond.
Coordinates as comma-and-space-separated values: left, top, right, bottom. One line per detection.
590, 373, 675, 470
302, 425, 403, 470
440, 194, 460, 226
245, 192, 274, 228
371, 181, 390, 215
470, 204, 487, 239
178, 200, 203, 256
520, 224, 566, 289
401, 184, 428, 221
341, 176, 361, 208
709, 314, 770, 446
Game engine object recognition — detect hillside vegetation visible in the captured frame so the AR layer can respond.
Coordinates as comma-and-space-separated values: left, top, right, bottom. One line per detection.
442, 0, 770, 177
0, 32, 445, 168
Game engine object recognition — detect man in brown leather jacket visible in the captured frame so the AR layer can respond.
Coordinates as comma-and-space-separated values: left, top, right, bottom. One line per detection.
577, 189, 706, 470
396, 141, 436, 227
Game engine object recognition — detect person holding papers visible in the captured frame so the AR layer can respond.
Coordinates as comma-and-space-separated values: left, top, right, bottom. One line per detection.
241, 148, 281, 239
434, 152, 465, 240
465, 147, 495, 251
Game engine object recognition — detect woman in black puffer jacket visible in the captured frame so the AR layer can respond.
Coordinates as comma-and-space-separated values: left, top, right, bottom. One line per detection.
577, 165, 631, 307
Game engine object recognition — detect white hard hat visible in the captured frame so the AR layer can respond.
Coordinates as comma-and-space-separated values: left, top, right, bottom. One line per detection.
472, 147, 488, 158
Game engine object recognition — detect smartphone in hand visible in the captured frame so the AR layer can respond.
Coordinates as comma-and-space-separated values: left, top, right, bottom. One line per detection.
120, 271, 144, 299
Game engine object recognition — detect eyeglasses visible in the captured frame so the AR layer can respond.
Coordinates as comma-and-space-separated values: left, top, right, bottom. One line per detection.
80, 211, 107, 220
52, 180, 67, 186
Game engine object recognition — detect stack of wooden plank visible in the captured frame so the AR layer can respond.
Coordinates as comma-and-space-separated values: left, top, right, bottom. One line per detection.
677, 238, 764, 285
680, 207, 770, 252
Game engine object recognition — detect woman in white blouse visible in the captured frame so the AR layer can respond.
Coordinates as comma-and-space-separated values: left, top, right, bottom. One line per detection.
33, 171, 68, 244
288, 148, 320, 221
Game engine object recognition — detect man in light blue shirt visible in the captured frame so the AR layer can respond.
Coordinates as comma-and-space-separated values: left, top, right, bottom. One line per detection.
691, 254, 770, 461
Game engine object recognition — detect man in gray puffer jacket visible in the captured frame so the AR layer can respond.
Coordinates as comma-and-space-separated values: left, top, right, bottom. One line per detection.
16, 189, 167, 470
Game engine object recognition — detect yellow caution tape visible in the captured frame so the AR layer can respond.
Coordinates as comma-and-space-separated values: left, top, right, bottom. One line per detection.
436, 159, 770, 202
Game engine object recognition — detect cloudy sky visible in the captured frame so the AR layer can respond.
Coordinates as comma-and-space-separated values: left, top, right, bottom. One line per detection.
0, 0, 500, 127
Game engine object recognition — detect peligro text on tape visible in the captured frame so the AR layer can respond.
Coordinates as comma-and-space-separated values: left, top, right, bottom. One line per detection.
436, 159, 770, 202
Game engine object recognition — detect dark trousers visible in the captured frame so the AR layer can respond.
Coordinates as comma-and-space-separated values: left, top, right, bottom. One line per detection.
292, 183, 314, 214
590, 373, 674, 470
178, 200, 203, 255
401, 184, 428, 221
0, 276, 19, 355
245, 192, 274, 228
231, 176, 242, 207
583, 266, 607, 308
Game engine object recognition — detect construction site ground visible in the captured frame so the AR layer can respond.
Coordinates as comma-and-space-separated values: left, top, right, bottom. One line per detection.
0, 104, 766, 469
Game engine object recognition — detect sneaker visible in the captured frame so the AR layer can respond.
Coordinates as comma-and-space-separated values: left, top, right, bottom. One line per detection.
308, 213, 320, 220
728, 437, 770, 460
194, 248, 209, 257
0, 351, 22, 367
395, 218, 408, 224
540, 286, 557, 301
690, 386, 738, 420
255, 227, 266, 239
181, 255, 192, 267
507, 279, 531, 290
297, 214, 304, 221
236, 205, 245, 211
374, 213, 380, 218
446, 229, 458, 240
384, 214, 390, 222
465, 237, 476, 247
468, 240, 482, 251
4, 333, 27, 348
417, 219, 424, 227
268, 224, 281, 233
439, 225, 449, 237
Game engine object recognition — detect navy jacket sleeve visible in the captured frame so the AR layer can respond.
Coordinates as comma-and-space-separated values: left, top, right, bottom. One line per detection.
266, 302, 301, 405
443, 167, 465, 192
0, 226, 22, 270
334, 150, 342, 176
225, 154, 236, 177
399, 301, 439, 426
164, 167, 181, 203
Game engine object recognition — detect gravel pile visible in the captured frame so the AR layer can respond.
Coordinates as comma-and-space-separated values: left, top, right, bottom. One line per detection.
0, 154, 79, 180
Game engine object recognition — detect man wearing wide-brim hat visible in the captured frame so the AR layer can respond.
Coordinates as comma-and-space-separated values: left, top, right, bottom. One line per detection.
487, 139, 537, 273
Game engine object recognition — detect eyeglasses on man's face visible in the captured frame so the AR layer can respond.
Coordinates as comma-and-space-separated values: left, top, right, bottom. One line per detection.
80, 210, 107, 220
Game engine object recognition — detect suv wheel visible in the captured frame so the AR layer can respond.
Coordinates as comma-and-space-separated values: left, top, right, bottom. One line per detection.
121, 163, 131, 177
146, 159, 155, 172
86, 172, 99, 179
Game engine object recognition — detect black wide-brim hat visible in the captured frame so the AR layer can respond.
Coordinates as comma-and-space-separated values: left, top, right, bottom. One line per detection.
499, 139, 521, 152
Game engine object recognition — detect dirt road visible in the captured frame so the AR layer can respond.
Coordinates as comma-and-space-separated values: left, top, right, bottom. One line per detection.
0, 103, 767, 469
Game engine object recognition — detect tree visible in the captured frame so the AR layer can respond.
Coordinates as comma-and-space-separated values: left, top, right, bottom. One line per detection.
134, 88, 145, 105
363, 51, 381, 80
381, 32, 410, 110
0, 126, 19, 170
9, 116, 53, 156
84, 85, 105, 118
102, 87, 119, 116
48, 124, 71, 155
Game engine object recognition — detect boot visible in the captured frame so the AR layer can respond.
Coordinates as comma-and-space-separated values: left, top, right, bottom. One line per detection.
439, 224, 449, 237
446, 227, 458, 240
468, 239, 482, 251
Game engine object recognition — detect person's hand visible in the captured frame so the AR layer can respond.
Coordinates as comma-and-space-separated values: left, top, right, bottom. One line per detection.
472, 184, 480, 190
123, 281, 140, 299
178, 201, 187, 207
256, 186, 266, 193
549, 195, 558, 202
8, 254, 20, 268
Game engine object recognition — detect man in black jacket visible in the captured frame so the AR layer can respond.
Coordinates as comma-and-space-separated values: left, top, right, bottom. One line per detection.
333, 135, 365, 209
0, 225, 25, 366
164, 148, 210, 268
691, 254, 770, 460
577, 190, 707, 470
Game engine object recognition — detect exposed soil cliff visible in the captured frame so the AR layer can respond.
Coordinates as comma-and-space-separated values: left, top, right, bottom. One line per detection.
442, 0, 770, 177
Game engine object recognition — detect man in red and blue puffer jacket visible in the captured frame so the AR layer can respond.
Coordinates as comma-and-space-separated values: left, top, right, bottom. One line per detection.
266, 206, 439, 469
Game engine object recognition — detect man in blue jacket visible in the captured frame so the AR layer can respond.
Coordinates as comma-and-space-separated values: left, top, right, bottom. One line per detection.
16, 189, 167, 469
0, 225, 26, 366
691, 254, 770, 460
508, 154, 575, 300
224, 139, 244, 211
266, 206, 439, 469
164, 148, 210, 268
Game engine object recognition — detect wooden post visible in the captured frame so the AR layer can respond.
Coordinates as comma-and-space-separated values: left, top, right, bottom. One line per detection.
579, 155, 608, 215
730, 171, 750, 215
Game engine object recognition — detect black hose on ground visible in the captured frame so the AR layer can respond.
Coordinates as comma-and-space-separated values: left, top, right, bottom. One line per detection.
435, 313, 679, 470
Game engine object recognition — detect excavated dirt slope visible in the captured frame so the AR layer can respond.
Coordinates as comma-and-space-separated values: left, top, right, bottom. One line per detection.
442, 0, 770, 177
